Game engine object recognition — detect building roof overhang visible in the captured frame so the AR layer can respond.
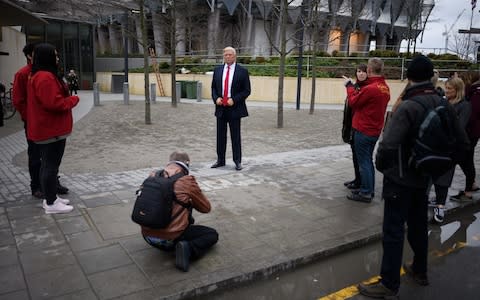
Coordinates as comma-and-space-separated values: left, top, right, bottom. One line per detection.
0, 0, 48, 26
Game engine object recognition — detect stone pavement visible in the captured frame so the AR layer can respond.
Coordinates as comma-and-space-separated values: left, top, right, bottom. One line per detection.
0, 91, 479, 300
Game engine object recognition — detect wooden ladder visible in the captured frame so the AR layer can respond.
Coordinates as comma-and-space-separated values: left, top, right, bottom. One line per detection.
148, 48, 165, 96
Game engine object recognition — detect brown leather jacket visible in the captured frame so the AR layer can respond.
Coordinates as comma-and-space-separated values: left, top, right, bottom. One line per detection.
141, 163, 211, 240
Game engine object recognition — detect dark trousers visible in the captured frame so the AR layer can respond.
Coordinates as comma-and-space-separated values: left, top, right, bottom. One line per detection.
350, 134, 361, 185
216, 117, 242, 164
380, 178, 428, 292
144, 225, 218, 259
176, 225, 218, 259
459, 137, 479, 191
354, 130, 378, 195
38, 139, 66, 204
27, 138, 42, 193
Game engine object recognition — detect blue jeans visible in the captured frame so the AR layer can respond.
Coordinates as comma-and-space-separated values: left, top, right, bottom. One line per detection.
380, 178, 428, 291
353, 130, 378, 196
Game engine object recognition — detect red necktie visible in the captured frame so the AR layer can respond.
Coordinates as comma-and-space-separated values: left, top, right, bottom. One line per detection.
223, 65, 230, 106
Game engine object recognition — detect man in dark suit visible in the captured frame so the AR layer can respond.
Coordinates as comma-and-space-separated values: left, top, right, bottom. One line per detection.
211, 46, 251, 171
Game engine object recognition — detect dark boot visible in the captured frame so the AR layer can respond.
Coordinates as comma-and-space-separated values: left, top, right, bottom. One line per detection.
57, 176, 69, 194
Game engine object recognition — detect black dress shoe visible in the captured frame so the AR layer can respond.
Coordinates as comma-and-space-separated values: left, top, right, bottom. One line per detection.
235, 163, 242, 171
346, 182, 361, 190
211, 161, 225, 168
347, 192, 372, 203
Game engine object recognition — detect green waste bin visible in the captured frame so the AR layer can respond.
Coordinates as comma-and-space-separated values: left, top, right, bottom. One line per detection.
185, 81, 198, 99
176, 81, 187, 98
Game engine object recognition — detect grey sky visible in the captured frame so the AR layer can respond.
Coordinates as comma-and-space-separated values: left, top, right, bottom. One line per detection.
415, 0, 479, 52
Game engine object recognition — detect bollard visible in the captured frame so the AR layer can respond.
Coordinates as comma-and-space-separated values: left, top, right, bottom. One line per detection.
196, 81, 202, 102
123, 82, 129, 105
176, 81, 181, 103
93, 82, 100, 106
150, 83, 156, 103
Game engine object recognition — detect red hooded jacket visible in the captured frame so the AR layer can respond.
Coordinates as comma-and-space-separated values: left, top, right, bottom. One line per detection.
347, 76, 390, 137
12, 63, 31, 121
26, 71, 79, 142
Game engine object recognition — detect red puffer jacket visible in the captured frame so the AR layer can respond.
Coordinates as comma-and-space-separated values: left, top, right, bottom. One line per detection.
26, 71, 79, 142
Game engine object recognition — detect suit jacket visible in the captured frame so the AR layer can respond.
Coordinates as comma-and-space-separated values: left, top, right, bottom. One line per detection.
211, 63, 251, 119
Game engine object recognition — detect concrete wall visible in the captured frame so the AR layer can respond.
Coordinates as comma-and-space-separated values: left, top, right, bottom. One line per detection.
96, 71, 407, 105
0, 27, 26, 86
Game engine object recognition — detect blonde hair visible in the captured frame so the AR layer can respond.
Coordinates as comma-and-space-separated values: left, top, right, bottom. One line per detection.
445, 77, 465, 104
223, 46, 236, 56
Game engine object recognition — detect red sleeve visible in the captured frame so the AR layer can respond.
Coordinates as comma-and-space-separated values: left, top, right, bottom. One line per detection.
12, 71, 28, 120
347, 85, 372, 109
33, 74, 79, 112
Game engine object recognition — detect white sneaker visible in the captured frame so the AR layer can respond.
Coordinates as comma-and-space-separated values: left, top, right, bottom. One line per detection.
55, 196, 70, 205
43, 200, 74, 214
42, 197, 70, 208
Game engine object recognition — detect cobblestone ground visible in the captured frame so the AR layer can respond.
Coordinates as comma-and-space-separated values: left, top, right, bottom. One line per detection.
13, 101, 346, 174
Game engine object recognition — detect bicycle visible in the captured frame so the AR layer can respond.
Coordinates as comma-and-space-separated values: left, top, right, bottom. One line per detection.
1, 84, 16, 120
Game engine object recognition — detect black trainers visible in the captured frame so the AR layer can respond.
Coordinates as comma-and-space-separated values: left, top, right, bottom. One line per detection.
358, 280, 398, 299
403, 263, 429, 286
57, 176, 69, 195
433, 206, 445, 223
175, 241, 190, 272
32, 190, 44, 199
347, 192, 372, 203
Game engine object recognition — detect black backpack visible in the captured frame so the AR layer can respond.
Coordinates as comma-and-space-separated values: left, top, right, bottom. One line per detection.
131, 171, 188, 229
408, 97, 457, 177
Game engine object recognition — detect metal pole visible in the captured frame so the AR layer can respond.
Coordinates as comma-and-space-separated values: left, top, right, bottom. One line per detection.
123, 82, 129, 105
124, 12, 129, 84
176, 81, 181, 103
401, 58, 405, 81
93, 82, 100, 106
196, 81, 202, 102
150, 83, 156, 103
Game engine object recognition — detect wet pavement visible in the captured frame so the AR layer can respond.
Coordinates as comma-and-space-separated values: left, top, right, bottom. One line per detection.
0, 91, 479, 300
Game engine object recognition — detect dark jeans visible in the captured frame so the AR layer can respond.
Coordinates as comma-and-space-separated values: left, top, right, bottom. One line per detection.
459, 137, 479, 191
354, 130, 378, 195
216, 117, 242, 164
38, 139, 66, 204
144, 225, 218, 259
27, 138, 42, 193
380, 178, 428, 292
350, 134, 361, 185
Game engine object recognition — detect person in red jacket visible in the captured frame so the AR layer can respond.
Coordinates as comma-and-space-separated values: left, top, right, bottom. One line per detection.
13, 43, 42, 198
344, 57, 390, 203
13, 43, 70, 199
26, 43, 79, 214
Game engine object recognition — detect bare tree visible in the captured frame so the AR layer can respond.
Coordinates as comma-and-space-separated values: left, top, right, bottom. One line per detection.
138, 0, 151, 124
451, 33, 476, 60
260, 0, 306, 128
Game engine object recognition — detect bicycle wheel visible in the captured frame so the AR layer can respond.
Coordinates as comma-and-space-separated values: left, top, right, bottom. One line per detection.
3, 91, 16, 120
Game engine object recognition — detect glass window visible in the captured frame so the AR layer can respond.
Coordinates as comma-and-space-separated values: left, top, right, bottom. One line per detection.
79, 24, 93, 88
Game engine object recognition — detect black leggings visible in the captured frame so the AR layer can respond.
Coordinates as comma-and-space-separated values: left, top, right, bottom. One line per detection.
459, 137, 479, 191
38, 139, 66, 205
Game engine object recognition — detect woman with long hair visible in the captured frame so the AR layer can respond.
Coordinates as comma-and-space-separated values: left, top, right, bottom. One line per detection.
26, 43, 79, 214
430, 77, 470, 222
452, 71, 480, 201
342, 64, 368, 190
